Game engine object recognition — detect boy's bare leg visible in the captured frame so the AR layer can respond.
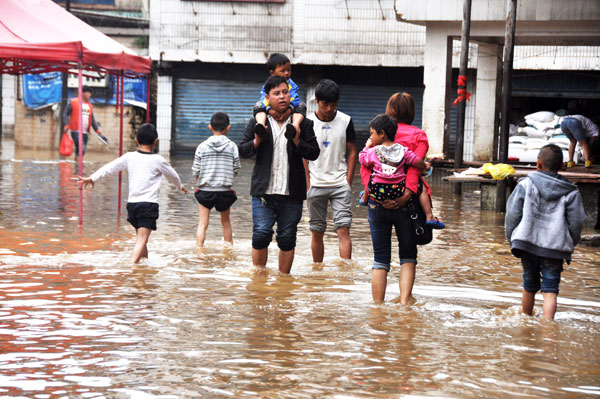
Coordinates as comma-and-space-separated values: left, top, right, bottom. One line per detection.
372, 269, 387, 303
336, 226, 352, 260
399, 262, 416, 305
252, 248, 268, 268
196, 205, 210, 247
292, 113, 304, 134
311, 231, 325, 263
542, 292, 558, 320
220, 208, 233, 244
132, 227, 152, 263
522, 289, 535, 316
256, 111, 267, 127
419, 191, 435, 221
278, 249, 294, 274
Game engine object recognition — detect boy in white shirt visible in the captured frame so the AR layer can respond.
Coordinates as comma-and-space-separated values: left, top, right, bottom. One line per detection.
305, 79, 357, 262
79, 123, 188, 263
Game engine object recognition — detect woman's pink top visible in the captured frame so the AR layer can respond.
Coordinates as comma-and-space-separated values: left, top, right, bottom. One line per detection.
394, 123, 429, 194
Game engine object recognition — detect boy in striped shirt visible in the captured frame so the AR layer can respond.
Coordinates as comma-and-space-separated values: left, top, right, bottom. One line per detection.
192, 112, 241, 247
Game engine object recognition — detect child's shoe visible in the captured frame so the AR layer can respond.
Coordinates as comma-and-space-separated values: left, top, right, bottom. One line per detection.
566, 161, 575, 168
422, 165, 433, 177
358, 191, 368, 206
284, 124, 296, 140
585, 160, 593, 168
254, 124, 268, 140
426, 217, 445, 229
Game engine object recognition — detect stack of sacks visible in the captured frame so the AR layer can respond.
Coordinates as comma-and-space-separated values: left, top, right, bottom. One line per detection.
509, 132, 577, 163
508, 123, 520, 136
518, 111, 563, 139
508, 136, 552, 162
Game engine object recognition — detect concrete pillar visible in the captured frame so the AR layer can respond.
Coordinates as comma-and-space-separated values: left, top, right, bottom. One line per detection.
156, 75, 173, 156
473, 42, 501, 161
422, 26, 452, 157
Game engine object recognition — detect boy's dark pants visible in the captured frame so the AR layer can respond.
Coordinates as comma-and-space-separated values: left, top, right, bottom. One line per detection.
520, 251, 564, 294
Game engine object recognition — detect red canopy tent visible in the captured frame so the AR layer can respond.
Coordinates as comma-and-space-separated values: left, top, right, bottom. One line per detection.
0, 0, 152, 220
0, 0, 150, 76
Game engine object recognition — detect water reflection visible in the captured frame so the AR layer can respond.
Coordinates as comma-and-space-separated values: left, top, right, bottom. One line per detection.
0, 144, 599, 398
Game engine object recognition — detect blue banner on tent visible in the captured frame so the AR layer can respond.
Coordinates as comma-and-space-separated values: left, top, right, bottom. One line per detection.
22, 73, 148, 109
22, 73, 62, 109
86, 76, 148, 106
69, 76, 148, 105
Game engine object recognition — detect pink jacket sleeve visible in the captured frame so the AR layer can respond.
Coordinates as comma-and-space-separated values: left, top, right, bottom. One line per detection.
358, 147, 374, 168
404, 130, 428, 194
402, 149, 420, 167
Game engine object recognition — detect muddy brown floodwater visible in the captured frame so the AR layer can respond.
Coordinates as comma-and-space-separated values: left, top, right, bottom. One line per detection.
1, 140, 599, 398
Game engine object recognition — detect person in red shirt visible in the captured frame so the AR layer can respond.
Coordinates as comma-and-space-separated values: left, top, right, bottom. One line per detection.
62, 86, 107, 158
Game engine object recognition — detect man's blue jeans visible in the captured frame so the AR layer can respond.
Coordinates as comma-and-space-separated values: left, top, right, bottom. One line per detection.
70, 131, 89, 156
252, 195, 303, 251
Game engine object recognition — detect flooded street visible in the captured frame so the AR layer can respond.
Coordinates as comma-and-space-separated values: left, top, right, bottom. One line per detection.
1, 142, 599, 398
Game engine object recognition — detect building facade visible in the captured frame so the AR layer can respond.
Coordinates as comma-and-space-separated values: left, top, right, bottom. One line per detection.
150, 0, 433, 154
150, 0, 600, 160
395, 0, 600, 160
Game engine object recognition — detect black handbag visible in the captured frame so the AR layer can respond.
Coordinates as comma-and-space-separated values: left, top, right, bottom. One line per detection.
406, 197, 433, 245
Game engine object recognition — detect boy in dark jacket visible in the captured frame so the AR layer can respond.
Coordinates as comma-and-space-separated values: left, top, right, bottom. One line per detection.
505, 144, 586, 320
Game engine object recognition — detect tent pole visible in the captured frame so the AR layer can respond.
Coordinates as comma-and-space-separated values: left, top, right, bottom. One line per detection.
115, 75, 119, 113
146, 75, 151, 123
118, 72, 124, 215
77, 64, 84, 227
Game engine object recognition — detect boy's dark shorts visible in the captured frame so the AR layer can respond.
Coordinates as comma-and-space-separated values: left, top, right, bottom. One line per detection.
195, 190, 237, 212
520, 251, 564, 294
127, 202, 159, 230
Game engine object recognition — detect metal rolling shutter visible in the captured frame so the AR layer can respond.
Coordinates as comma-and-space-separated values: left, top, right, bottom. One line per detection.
174, 78, 306, 154
335, 85, 424, 148
174, 79, 258, 154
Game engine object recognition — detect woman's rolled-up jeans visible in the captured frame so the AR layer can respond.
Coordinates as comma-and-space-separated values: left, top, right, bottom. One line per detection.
368, 201, 418, 273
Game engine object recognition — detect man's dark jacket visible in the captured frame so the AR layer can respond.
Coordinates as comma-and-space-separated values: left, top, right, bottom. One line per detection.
238, 117, 320, 201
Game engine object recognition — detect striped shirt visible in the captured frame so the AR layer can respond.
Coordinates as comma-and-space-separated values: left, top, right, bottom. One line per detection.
192, 135, 240, 191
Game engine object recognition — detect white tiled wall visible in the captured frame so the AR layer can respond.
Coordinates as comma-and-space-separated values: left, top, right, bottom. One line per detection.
156, 75, 172, 156
2, 75, 16, 136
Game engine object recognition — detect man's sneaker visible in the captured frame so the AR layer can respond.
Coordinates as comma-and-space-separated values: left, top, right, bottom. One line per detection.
585, 160, 593, 168
567, 161, 575, 168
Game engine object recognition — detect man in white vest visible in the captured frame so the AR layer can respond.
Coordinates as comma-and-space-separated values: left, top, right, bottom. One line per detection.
305, 79, 357, 262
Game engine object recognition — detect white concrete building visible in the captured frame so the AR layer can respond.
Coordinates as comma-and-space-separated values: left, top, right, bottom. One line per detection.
395, 0, 600, 160
149, 0, 600, 158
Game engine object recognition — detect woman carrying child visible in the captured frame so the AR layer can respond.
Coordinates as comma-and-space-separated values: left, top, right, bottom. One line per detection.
359, 114, 430, 304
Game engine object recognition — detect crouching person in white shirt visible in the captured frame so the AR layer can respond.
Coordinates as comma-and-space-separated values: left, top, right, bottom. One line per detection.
79, 123, 188, 263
